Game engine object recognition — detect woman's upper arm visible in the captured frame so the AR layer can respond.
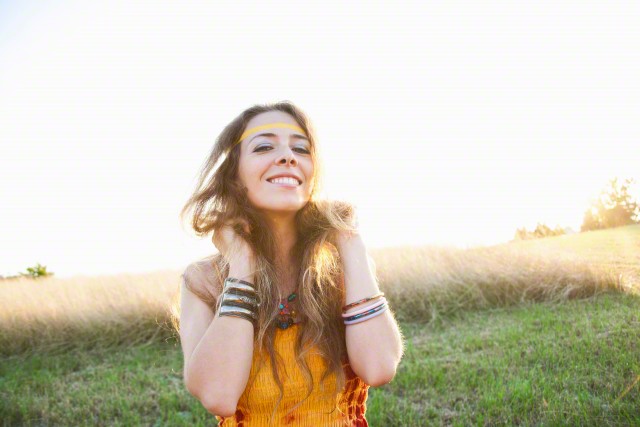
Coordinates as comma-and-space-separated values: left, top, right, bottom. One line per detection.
179, 262, 222, 377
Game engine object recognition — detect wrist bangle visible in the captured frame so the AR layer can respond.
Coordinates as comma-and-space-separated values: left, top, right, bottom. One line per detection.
342, 297, 387, 317
221, 292, 259, 309
219, 305, 257, 321
342, 292, 385, 312
343, 300, 387, 321
344, 305, 388, 325
224, 282, 259, 298
226, 277, 256, 288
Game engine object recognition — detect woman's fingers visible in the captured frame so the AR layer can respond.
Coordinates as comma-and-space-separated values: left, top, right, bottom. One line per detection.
213, 219, 251, 253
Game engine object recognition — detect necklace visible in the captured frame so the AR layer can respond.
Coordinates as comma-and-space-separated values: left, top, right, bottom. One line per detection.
277, 290, 299, 329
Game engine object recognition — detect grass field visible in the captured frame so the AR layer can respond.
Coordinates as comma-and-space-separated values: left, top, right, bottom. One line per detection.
1, 225, 639, 425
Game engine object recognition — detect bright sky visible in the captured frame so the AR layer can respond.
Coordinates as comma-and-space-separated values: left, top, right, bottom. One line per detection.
1, 1, 638, 279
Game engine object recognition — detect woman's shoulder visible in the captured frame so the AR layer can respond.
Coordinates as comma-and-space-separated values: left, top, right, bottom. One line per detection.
182, 254, 227, 299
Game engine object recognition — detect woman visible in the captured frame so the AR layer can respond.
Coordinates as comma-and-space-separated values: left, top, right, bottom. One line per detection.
178, 101, 404, 426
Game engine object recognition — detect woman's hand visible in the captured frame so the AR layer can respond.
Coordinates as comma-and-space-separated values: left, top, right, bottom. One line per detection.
212, 218, 255, 264
334, 228, 361, 250
326, 200, 362, 251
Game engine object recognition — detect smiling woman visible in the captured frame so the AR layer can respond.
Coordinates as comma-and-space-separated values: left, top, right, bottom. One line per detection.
236, 115, 315, 218
174, 100, 404, 426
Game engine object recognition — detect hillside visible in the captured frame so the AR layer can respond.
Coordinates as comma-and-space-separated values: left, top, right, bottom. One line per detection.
503, 224, 640, 293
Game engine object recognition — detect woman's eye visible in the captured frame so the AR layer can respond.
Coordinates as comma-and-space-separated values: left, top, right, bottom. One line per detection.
255, 145, 310, 154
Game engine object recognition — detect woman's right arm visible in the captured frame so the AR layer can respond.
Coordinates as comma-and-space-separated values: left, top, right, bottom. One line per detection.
179, 256, 256, 417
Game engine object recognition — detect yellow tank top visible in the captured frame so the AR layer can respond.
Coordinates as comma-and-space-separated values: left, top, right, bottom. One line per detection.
215, 323, 370, 426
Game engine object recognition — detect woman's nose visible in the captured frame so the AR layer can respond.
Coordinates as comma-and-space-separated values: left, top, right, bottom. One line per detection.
276, 147, 297, 165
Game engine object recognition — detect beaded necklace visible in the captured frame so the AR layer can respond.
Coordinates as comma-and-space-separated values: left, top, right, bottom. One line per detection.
277, 289, 300, 329
276, 262, 301, 330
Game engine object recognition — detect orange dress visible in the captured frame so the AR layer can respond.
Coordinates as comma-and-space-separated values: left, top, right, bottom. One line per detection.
215, 323, 370, 426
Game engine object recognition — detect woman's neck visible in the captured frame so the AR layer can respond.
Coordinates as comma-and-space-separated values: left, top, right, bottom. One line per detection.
265, 215, 297, 255
263, 216, 300, 294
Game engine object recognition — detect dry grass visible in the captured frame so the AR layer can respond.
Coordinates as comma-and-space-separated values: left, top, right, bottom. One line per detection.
0, 269, 181, 357
508, 223, 640, 291
370, 240, 625, 325
2, 225, 637, 358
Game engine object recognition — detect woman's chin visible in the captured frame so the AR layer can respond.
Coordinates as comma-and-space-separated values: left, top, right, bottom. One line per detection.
258, 203, 306, 213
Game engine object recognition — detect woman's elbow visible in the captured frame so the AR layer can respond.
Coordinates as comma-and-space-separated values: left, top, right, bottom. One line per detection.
185, 375, 237, 417
200, 392, 237, 418
188, 386, 237, 418
361, 362, 398, 387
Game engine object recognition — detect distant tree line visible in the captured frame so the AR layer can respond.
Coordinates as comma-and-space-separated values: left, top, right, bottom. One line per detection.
515, 223, 569, 240
0, 263, 54, 281
514, 177, 640, 241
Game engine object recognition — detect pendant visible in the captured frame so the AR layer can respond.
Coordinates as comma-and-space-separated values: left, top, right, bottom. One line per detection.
277, 292, 298, 329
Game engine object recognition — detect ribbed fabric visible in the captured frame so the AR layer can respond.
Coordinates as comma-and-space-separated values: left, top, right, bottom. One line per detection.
215, 323, 370, 426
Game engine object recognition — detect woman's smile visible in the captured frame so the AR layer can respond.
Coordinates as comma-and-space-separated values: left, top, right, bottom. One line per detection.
267, 179, 301, 189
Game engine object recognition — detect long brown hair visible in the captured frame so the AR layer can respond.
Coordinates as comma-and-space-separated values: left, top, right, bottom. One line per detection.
174, 100, 360, 422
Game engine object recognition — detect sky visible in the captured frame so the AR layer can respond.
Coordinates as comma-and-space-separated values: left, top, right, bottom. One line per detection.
1, 1, 638, 279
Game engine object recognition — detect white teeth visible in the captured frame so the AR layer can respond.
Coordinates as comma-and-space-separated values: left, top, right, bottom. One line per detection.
268, 177, 299, 185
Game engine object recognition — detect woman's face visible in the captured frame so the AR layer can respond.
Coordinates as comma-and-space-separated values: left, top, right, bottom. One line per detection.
237, 110, 315, 215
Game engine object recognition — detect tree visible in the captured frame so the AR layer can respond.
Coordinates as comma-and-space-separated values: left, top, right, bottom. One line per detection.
19, 263, 54, 279
581, 177, 640, 232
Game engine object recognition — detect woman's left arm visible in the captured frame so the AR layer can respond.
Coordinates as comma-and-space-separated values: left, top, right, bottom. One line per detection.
337, 231, 405, 387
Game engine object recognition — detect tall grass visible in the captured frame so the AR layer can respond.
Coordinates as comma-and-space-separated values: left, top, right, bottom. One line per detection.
0, 270, 180, 357
1, 227, 633, 358
370, 242, 624, 325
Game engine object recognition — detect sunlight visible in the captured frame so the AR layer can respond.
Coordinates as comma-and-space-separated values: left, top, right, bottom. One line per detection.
0, 1, 637, 277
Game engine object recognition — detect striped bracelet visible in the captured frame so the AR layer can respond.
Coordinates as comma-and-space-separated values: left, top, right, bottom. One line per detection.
342, 297, 387, 318
344, 304, 388, 325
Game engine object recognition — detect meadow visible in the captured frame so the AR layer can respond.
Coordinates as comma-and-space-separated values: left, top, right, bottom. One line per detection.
1, 225, 639, 426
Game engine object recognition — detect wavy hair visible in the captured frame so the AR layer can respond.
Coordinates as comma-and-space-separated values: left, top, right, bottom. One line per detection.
172, 100, 360, 423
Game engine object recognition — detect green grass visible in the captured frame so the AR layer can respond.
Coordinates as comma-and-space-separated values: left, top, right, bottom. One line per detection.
0, 340, 212, 427
377, 291, 640, 426
2, 291, 638, 426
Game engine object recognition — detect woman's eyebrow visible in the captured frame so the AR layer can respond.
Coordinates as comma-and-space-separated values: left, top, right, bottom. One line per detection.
249, 132, 309, 143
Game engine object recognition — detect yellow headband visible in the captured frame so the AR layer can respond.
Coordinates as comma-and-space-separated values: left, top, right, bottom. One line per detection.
226, 122, 307, 154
